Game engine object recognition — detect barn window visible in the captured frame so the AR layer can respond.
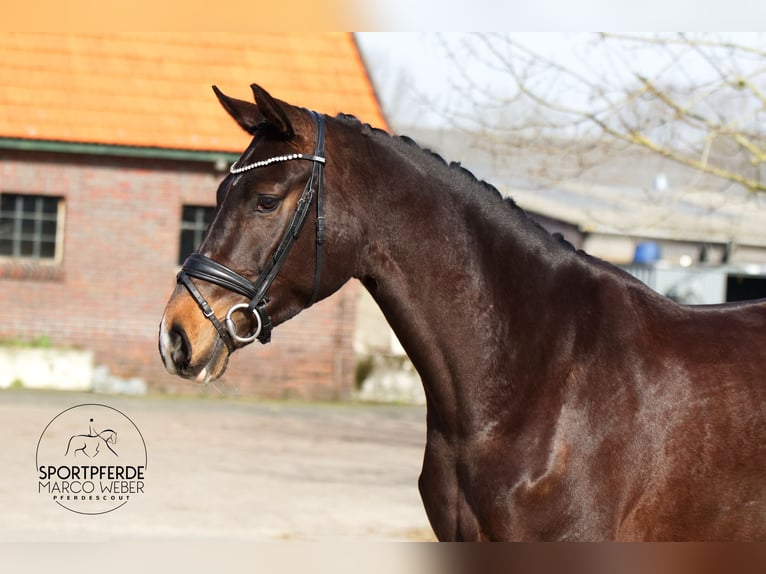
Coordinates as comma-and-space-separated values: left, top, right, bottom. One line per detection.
178, 205, 215, 265
0, 193, 63, 261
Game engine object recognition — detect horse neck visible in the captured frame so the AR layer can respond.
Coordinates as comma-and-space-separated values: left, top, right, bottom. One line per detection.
350, 138, 599, 434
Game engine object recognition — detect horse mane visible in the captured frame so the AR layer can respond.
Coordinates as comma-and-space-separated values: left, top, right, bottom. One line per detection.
331, 115, 662, 320
334, 113, 578, 254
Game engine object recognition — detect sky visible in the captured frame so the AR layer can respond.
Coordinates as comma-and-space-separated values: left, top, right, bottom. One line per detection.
355, 33, 638, 129
356, 32, 766, 132
355, 33, 620, 128
359, 0, 766, 31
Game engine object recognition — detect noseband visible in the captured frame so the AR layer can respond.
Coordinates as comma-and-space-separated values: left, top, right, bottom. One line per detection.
176, 110, 326, 351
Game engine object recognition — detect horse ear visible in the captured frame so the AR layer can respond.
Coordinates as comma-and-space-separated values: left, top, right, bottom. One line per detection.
250, 84, 295, 139
212, 85, 264, 135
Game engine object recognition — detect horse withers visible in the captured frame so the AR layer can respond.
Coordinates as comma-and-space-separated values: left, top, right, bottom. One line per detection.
159, 83, 766, 541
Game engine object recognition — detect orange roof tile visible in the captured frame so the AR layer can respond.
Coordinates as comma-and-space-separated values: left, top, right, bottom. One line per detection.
0, 32, 385, 153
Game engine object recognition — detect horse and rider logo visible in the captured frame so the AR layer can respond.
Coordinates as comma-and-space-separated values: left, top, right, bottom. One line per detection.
36, 403, 147, 515
64, 418, 118, 458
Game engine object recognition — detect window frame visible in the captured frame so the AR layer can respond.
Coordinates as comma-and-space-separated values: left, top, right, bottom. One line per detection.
178, 204, 215, 265
0, 192, 65, 264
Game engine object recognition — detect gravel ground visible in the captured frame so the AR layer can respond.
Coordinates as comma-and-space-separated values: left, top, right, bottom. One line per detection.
1, 389, 435, 542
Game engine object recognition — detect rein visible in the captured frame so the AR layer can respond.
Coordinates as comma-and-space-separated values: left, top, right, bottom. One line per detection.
176, 110, 326, 350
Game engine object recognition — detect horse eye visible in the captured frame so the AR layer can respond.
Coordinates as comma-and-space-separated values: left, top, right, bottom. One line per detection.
255, 196, 280, 213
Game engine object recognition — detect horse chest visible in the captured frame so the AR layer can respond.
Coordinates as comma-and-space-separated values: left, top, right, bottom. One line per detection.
419, 418, 636, 541
419, 431, 568, 541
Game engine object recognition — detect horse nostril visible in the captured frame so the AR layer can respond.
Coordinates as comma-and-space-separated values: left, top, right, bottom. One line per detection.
169, 325, 192, 370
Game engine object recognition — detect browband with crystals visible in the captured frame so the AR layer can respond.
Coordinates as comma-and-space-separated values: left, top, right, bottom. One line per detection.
230, 153, 326, 174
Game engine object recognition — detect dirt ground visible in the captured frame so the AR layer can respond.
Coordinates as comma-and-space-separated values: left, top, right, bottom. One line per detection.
1, 389, 435, 542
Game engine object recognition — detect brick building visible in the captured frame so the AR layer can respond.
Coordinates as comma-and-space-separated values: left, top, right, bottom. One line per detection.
0, 33, 385, 399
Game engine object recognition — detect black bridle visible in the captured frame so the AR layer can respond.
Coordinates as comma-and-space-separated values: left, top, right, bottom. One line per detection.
176, 110, 326, 351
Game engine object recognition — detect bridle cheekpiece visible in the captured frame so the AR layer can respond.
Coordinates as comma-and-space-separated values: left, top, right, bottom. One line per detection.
176, 110, 326, 351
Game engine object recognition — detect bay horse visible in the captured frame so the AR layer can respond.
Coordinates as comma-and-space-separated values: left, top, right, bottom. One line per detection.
159, 83, 766, 541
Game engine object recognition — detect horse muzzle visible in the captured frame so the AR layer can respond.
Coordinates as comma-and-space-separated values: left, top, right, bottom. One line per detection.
159, 306, 230, 384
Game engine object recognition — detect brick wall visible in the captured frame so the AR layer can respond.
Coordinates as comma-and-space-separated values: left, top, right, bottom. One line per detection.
0, 150, 358, 400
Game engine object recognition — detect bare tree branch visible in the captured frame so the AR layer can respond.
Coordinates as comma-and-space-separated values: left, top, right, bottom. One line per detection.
433, 33, 766, 194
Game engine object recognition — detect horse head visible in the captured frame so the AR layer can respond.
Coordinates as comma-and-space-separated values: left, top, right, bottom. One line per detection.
159, 84, 363, 384
101, 429, 117, 445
